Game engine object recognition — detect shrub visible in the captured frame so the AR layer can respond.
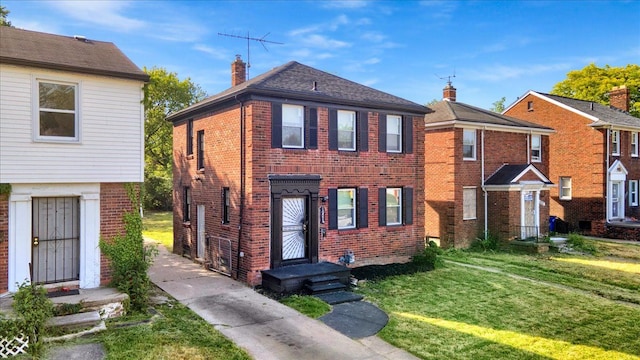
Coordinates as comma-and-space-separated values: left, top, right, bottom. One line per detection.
412, 241, 443, 270
470, 232, 499, 251
3, 282, 54, 357
100, 184, 157, 312
566, 233, 598, 255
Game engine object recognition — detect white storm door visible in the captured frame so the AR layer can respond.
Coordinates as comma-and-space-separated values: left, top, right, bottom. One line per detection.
282, 197, 307, 260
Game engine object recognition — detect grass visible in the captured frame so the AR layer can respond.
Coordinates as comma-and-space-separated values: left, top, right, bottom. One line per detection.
142, 211, 173, 251
279, 295, 330, 318
355, 241, 640, 360
45, 300, 250, 360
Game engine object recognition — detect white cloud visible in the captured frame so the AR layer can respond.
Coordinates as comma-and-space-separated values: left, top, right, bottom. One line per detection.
466, 63, 571, 82
193, 44, 228, 60
49, 0, 145, 32
10, 19, 60, 35
321, 0, 369, 9
419, 0, 458, 20
300, 34, 351, 49
361, 31, 386, 43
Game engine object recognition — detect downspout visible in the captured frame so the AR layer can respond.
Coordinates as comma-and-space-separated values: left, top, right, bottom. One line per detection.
605, 126, 611, 222
235, 96, 245, 280
482, 127, 488, 239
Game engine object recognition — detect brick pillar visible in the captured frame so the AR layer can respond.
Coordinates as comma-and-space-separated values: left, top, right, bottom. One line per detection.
609, 85, 629, 112
231, 55, 247, 87
443, 83, 456, 102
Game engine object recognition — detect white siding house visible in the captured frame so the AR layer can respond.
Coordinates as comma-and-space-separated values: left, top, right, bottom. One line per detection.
0, 27, 148, 294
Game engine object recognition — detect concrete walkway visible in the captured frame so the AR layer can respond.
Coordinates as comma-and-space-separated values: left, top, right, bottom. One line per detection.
148, 245, 418, 360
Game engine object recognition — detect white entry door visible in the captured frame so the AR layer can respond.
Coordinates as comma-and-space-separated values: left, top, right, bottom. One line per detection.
521, 191, 538, 239
197, 205, 205, 259
282, 197, 307, 260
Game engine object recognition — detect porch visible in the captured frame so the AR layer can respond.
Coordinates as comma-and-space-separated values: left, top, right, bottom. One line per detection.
261, 262, 351, 294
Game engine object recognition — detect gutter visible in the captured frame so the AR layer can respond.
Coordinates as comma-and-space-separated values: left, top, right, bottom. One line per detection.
482, 127, 488, 239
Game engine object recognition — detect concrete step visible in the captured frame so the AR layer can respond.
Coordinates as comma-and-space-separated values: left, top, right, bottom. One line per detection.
47, 311, 102, 331
305, 282, 347, 295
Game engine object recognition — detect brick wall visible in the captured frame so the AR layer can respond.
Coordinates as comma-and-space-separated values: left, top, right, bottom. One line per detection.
100, 183, 137, 285
0, 193, 8, 293
173, 100, 425, 286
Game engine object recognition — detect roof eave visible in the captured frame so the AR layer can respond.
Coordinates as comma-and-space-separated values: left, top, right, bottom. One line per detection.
425, 120, 554, 134
0, 57, 150, 82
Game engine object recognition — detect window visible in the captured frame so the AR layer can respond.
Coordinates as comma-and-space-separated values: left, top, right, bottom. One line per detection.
559, 177, 572, 200
197, 130, 205, 170
631, 132, 638, 157
463, 129, 476, 160
337, 110, 356, 151
222, 187, 231, 223
531, 134, 541, 162
183, 187, 191, 222
630, 180, 639, 207
337, 188, 356, 229
36, 80, 78, 141
527, 101, 534, 111
186, 119, 194, 155
378, 187, 413, 226
386, 115, 402, 152
611, 130, 620, 155
385, 188, 402, 225
282, 104, 304, 148
463, 187, 477, 220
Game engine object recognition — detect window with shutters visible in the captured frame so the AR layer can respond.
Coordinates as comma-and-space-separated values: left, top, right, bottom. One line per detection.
463, 129, 476, 160
386, 115, 402, 153
386, 188, 402, 225
36, 80, 79, 142
611, 130, 620, 156
463, 187, 476, 220
379, 114, 412, 154
378, 187, 413, 226
631, 132, 638, 157
337, 188, 356, 229
338, 110, 356, 151
629, 180, 638, 207
282, 104, 304, 148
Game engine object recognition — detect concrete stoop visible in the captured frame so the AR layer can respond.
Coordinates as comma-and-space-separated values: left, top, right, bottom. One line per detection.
47, 311, 102, 331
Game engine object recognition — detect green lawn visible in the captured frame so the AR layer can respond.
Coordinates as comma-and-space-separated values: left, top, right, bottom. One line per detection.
355, 244, 640, 360
142, 211, 173, 251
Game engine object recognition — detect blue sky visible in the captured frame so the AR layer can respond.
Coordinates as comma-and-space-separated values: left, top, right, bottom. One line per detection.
4, 0, 639, 109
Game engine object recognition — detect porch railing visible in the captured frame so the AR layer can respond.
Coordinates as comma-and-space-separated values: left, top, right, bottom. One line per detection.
510, 225, 543, 242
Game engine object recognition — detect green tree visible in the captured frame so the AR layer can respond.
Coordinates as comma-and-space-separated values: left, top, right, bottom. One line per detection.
490, 96, 506, 113
1, 6, 12, 26
144, 67, 206, 210
551, 63, 640, 117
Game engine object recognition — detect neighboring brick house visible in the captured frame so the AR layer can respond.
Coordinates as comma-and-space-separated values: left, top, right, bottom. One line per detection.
0, 27, 148, 294
168, 57, 427, 286
504, 87, 640, 239
425, 84, 554, 247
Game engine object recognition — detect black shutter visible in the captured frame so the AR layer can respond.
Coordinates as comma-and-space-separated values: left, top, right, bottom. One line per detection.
308, 107, 318, 149
358, 111, 368, 152
328, 188, 338, 230
378, 113, 387, 152
403, 116, 413, 154
271, 103, 282, 148
403, 187, 413, 225
357, 188, 368, 228
378, 187, 387, 226
329, 109, 338, 150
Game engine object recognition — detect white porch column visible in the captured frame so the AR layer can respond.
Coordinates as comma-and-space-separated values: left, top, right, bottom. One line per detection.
8, 193, 32, 292
79, 192, 101, 289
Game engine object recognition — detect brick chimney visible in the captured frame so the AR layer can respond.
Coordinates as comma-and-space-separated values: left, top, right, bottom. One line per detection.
609, 85, 629, 112
231, 55, 246, 87
443, 82, 456, 102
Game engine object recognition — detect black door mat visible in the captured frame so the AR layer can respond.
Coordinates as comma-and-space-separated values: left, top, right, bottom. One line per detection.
47, 289, 80, 298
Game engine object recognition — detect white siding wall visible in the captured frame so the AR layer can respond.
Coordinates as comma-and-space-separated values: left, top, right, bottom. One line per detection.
0, 64, 145, 183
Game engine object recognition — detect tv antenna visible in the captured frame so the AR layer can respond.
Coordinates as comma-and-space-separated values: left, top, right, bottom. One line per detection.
218, 32, 283, 79
436, 70, 456, 86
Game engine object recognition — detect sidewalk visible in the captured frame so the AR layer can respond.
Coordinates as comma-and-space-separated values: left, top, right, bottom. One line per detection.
148, 244, 418, 360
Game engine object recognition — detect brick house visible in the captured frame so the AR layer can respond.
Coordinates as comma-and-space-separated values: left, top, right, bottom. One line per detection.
425, 84, 554, 247
0, 27, 148, 294
504, 87, 640, 239
168, 57, 428, 286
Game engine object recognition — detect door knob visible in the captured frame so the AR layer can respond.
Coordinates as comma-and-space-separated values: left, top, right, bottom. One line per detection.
33, 237, 39, 246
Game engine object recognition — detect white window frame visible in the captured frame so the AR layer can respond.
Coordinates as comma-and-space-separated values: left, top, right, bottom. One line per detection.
386, 114, 402, 153
531, 134, 541, 162
34, 78, 80, 142
463, 187, 477, 220
282, 104, 305, 148
386, 187, 402, 226
559, 177, 572, 200
630, 180, 639, 207
611, 130, 620, 156
337, 110, 356, 151
463, 128, 476, 160
337, 188, 356, 229
631, 132, 638, 157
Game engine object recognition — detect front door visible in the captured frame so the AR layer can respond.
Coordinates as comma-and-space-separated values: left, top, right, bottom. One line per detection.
31, 197, 80, 285
610, 181, 624, 220
197, 205, 205, 259
521, 191, 538, 239
282, 197, 308, 261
